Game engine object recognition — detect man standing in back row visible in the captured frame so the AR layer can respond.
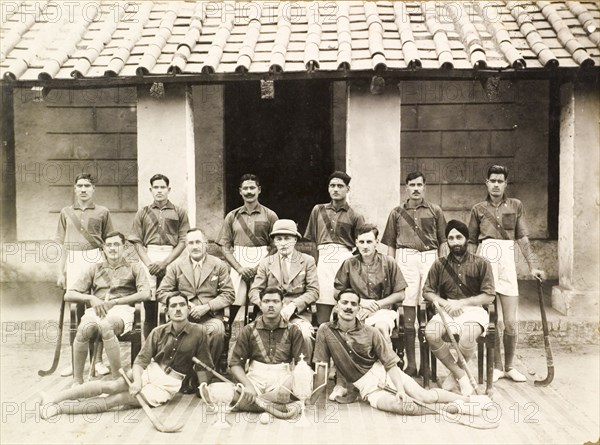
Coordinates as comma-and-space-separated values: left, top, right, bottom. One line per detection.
130, 174, 190, 338
304, 171, 365, 325
468, 165, 545, 383
216, 174, 278, 319
382, 171, 447, 377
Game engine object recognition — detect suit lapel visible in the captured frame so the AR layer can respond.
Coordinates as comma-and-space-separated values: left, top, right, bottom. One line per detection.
288, 251, 304, 282
268, 255, 283, 286
198, 257, 214, 287
181, 257, 196, 289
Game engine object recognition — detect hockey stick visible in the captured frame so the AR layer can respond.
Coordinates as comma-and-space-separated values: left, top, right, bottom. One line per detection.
38, 298, 66, 376
534, 278, 554, 387
433, 300, 483, 395
118, 368, 184, 433
377, 383, 499, 429
192, 357, 300, 419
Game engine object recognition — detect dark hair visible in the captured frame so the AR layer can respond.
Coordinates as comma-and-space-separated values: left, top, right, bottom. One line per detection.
150, 174, 170, 187
259, 287, 284, 300
405, 171, 425, 184
356, 224, 379, 239
74, 173, 96, 185
335, 288, 361, 303
328, 171, 351, 186
104, 231, 126, 244
487, 165, 508, 180
239, 174, 260, 187
165, 294, 189, 308
186, 228, 207, 240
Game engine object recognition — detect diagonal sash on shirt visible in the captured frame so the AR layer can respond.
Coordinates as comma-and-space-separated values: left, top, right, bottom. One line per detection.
479, 207, 510, 240
235, 209, 264, 246
64, 207, 102, 249
143, 206, 171, 245
318, 204, 335, 237
251, 325, 290, 364
327, 325, 377, 368
398, 208, 433, 250
441, 258, 475, 298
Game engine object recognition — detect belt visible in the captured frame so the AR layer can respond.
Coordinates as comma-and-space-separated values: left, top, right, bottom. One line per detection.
162, 366, 186, 381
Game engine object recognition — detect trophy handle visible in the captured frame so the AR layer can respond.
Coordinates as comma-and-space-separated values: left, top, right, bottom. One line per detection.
199, 382, 214, 408
226, 383, 246, 412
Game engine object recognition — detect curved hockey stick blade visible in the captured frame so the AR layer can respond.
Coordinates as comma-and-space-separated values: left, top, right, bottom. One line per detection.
38, 298, 66, 376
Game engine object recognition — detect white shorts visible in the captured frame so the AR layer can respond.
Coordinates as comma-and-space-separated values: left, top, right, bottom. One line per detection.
146, 245, 174, 298
395, 248, 437, 306
230, 245, 269, 306
428, 305, 490, 337
139, 361, 183, 407
317, 244, 353, 305
82, 304, 136, 335
478, 239, 518, 296
66, 248, 103, 289
246, 361, 293, 404
352, 361, 394, 407
362, 309, 398, 338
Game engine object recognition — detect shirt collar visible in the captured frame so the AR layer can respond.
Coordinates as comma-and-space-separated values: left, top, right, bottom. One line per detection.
191, 257, 204, 269
151, 200, 175, 210
101, 257, 129, 270
359, 252, 381, 265
73, 202, 96, 210
325, 201, 350, 212
169, 320, 192, 336
447, 251, 472, 264
404, 198, 428, 209
239, 204, 263, 215
485, 195, 507, 206
255, 315, 288, 330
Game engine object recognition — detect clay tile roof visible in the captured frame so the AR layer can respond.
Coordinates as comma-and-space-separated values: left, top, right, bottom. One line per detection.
1, 1, 598, 82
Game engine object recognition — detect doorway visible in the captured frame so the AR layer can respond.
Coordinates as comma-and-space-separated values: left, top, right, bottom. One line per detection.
224, 80, 333, 233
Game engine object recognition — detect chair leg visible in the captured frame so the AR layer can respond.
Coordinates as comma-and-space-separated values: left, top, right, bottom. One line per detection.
131, 340, 141, 365
486, 328, 496, 394
430, 353, 437, 383
420, 341, 430, 389
478, 342, 484, 384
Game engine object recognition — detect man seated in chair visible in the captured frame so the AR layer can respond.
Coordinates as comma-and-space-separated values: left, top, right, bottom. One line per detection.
158, 228, 235, 369
38, 295, 213, 418
65, 231, 151, 385
230, 287, 307, 411
249, 219, 319, 360
334, 224, 407, 344
314, 289, 492, 415
423, 220, 495, 396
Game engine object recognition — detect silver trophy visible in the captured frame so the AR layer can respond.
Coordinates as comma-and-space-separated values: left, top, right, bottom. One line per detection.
199, 381, 245, 428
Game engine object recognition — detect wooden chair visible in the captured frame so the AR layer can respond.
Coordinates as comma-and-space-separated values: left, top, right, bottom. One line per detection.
69, 302, 143, 377
391, 305, 405, 370
417, 301, 496, 394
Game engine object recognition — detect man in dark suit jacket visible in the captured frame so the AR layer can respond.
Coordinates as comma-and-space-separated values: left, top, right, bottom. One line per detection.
249, 219, 319, 359
158, 228, 235, 367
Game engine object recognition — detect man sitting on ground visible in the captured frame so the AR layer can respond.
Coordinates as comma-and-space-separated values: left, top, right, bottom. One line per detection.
230, 287, 307, 411
38, 295, 213, 418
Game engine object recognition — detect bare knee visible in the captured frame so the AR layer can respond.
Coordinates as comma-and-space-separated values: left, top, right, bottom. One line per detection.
425, 321, 443, 347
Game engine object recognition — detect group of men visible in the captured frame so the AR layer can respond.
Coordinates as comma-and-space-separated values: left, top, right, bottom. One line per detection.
41, 165, 544, 421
